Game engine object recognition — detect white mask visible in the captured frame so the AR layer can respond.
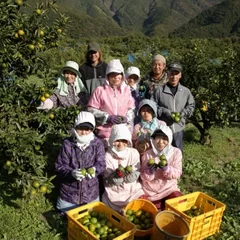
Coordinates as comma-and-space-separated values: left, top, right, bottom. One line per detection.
111, 146, 128, 159
73, 130, 94, 144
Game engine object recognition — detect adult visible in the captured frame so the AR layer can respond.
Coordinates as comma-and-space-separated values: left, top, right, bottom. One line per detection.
79, 42, 108, 95
140, 126, 183, 211
55, 111, 106, 212
151, 62, 195, 152
37, 61, 89, 110
87, 59, 135, 148
140, 54, 168, 99
102, 124, 144, 212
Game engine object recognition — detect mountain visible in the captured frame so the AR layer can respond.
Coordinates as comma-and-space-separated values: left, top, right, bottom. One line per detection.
28, 0, 236, 38
170, 0, 240, 38
53, 0, 223, 38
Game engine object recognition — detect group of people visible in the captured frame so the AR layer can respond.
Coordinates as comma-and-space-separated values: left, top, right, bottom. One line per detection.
37, 42, 195, 214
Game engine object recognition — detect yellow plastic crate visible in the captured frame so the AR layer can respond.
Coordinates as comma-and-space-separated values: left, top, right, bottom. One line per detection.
66, 201, 136, 240
165, 192, 226, 240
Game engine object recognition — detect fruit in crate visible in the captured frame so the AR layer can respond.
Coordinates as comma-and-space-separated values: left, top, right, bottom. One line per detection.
125, 209, 153, 230
78, 210, 123, 238
115, 164, 125, 178
184, 205, 202, 217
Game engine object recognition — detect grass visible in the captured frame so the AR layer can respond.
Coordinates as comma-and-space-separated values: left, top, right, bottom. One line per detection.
0, 124, 239, 239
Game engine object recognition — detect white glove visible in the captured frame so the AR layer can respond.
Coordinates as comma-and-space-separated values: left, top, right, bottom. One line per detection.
37, 98, 54, 110
86, 167, 96, 179
71, 169, 85, 181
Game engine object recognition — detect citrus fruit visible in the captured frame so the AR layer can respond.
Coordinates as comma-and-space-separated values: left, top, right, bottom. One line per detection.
126, 209, 133, 215
39, 185, 47, 193
87, 167, 95, 175
89, 223, 96, 232
90, 217, 98, 224
33, 181, 40, 188
49, 113, 55, 119
90, 210, 98, 217
44, 93, 50, 98
40, 96, 46, 102
5, 160, 11, 167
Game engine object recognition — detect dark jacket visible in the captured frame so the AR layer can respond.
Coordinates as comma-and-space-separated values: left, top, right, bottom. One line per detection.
55, 136, 106, 205
79, 61, 108, 95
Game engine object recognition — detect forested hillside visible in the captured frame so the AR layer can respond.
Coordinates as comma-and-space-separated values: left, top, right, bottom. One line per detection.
27, 0, 224, 38
171, 0, 240, 38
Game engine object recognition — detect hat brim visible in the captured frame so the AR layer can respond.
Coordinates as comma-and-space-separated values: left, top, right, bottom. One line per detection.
168, 68, 181, 73
75, 122, 94, 130
151, 130, 168, 139
60, 67, 80, 78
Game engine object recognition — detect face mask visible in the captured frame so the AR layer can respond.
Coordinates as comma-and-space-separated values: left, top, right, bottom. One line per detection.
111, 146, 128, 159
73, 130, 94, 144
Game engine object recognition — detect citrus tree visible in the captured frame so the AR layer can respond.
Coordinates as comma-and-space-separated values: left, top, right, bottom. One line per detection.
0, 0, 73, 202
180, 39, 240, 144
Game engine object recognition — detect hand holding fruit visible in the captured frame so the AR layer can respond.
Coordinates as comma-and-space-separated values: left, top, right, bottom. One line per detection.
115, 164, 126, 178
171, 112, 181, 123
107, 115, 127, 124
86, 167, 96, 179
158, 154, 168, 171
147, 158, 158, 173
71, 168, 86, 181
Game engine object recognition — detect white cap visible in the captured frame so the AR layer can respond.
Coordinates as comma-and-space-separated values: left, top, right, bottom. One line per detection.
125, 66, 140, 80
109, 124, 132, 147
106, 59, 124, 76
74, 111, 96, 129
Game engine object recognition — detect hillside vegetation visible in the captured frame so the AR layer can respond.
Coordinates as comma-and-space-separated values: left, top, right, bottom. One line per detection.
26, 0, 226, 38
171, 0, 240, 38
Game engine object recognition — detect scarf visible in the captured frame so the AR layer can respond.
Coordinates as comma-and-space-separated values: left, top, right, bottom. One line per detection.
57, 75, 87, 96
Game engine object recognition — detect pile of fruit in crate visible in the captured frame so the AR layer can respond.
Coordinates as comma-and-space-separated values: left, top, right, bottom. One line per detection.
124, 209, 153, 230
184, 205, 202, 217
78, 210, 123, 239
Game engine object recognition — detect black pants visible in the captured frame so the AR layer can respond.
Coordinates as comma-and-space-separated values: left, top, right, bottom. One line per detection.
172, 130, 183, 152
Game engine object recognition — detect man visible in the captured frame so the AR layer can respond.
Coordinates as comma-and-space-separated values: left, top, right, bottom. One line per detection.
79, 42, 108, 95
140, 54, 168, 99
151, 62, 195, 152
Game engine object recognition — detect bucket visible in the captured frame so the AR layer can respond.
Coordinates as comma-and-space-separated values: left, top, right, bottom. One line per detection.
151, 210, 190, 240
124, 199, 158, 237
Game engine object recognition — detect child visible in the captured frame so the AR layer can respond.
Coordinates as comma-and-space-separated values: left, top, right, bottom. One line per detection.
132, 99, 166, 155
102, 124, 144, 212
55, 111, 106, 212
140, 125, 182, 211
88, 59, 135, 148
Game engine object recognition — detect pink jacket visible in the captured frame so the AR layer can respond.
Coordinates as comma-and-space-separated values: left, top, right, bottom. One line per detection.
140, 126, 182, 201
102, 148, 144, 211
88, 81, 135, 139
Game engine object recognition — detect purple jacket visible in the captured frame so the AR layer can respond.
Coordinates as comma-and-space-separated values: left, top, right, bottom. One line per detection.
55, 136, 106, 205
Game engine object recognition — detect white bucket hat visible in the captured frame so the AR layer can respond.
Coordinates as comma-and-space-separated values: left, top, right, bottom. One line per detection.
74, 111, 96, 130
106, 59, 124, 76
60, 61, 81, 78
125, 66, 140, 80
109, 124, 132, 147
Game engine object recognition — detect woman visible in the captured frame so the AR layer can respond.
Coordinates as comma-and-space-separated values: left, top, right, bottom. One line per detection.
102, 124, 144, 212
37, 61, 89, 109
55, 111, 106, 212
87, 59, 135, 148
79, 42, 108, 95
140, 125, 182, 211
